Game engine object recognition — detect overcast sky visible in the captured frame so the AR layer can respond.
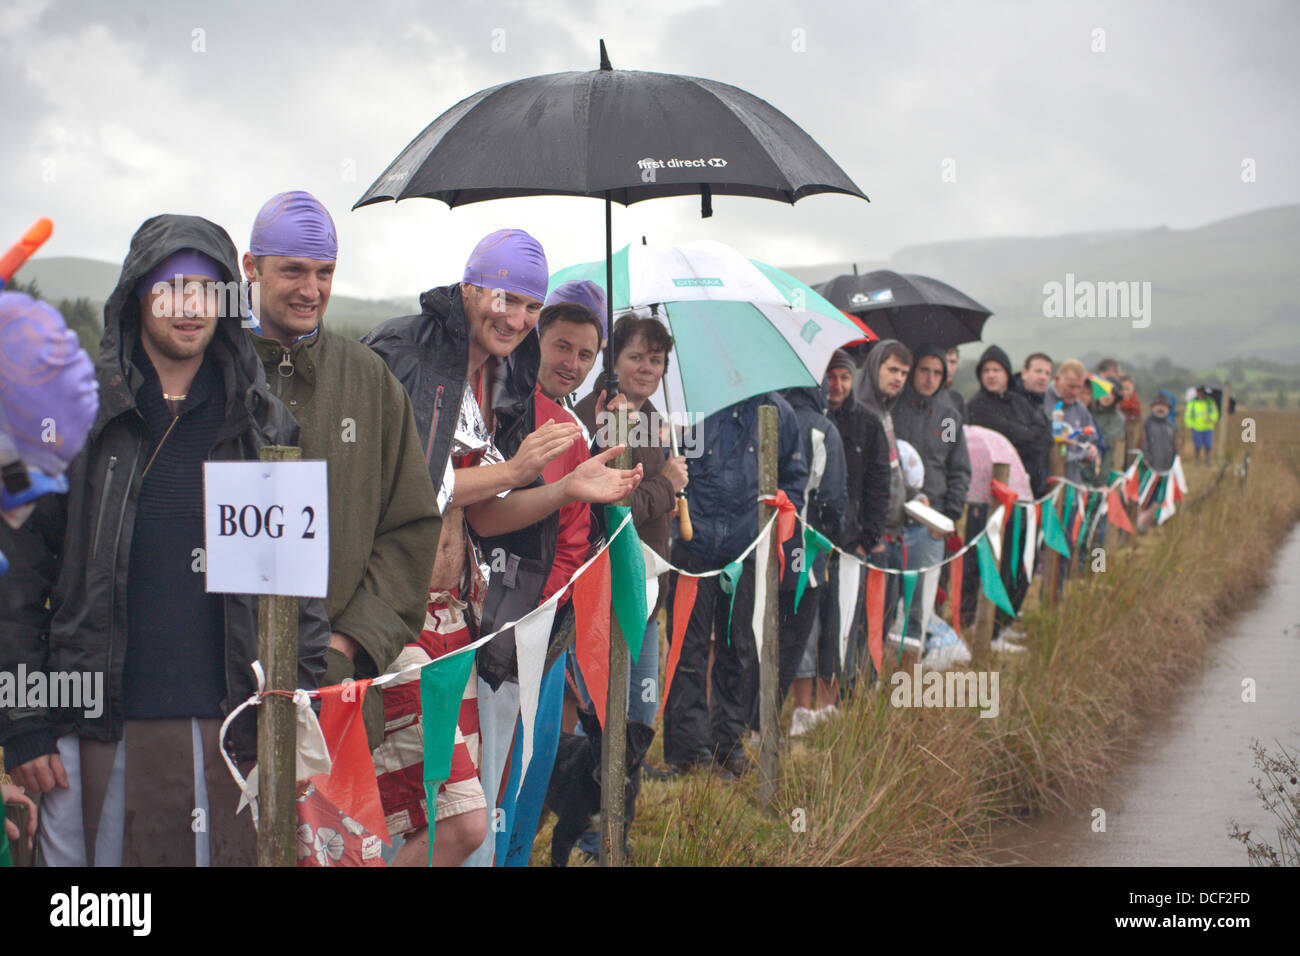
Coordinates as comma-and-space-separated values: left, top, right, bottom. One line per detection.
4, 0, 1296, 300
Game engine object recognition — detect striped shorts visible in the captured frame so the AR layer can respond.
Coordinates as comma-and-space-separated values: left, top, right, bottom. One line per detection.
372, 589, 485, 837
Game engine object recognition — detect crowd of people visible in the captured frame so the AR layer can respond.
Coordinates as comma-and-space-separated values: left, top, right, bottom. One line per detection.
0, 191, 1220, 867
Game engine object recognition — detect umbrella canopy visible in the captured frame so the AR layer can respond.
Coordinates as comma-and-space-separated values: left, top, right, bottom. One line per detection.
354, 44, 866, 212
550, 241, 864, 420
815, 270, 991, 351
964, 425, 1032, 504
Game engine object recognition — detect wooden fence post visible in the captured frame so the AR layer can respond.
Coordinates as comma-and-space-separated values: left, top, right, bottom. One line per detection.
972, 462, 1009, 661
758, 405, 780, 811
256, 445, 299, 868
600, 408, 632, 867
1219, 382, 1232, 465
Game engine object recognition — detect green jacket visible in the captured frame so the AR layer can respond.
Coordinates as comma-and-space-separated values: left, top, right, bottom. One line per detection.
1186, 396, 1219, 432
250, 327, 440, 686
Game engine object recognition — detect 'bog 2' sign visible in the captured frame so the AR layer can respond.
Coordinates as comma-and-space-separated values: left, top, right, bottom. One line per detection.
203, 460, 328, 597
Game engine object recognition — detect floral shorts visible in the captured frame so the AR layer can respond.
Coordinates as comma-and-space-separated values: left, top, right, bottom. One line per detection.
372, 589, 486, 836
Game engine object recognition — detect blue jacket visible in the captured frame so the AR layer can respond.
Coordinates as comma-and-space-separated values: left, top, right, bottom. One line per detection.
782, 387, 847, 590
679, 392, 808, 566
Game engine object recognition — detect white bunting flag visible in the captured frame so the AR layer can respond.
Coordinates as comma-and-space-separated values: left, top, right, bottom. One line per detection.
1023, 503, 1038, 584
751, 521, 774, 659
837, 552, 863, 669
514, 601, 558, 789
986, 505, 1005, 564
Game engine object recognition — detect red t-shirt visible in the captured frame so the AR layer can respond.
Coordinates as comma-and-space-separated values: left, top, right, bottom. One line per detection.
537, 389, 591, 603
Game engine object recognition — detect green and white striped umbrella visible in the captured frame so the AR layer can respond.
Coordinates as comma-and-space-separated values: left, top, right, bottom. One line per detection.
548, 240, 863, 420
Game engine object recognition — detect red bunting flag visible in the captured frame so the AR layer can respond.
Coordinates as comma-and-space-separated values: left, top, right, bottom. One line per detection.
572, 549, 611, 729
759, 490, 798, 581
1071, 497, 1084, 543
1124, 465, 1140, 503
311, 679, 390, 846
1106, 488, 1135, 535
989, 479, 1018, 529
659, 574, 699, 718
947, 545, 963, 639
865, 567, 886, 677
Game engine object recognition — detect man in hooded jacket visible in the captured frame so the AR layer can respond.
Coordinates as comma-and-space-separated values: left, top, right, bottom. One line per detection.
847, 340, 919, 682
0, 214, 329, 866
966, 345, 1053, 498
892, 343, 971, 642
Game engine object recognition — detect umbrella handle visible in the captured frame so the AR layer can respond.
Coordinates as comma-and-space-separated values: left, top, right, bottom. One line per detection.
676, 494, 693, 542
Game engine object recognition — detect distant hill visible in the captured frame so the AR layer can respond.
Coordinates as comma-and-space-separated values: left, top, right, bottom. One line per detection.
17, 204, 1300, 366
13, 257, 409, 337
783, 205, 1300, 368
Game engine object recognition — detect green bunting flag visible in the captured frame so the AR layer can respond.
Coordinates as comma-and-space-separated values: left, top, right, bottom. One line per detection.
604, 504, 647, 662
896, 570, 917, 665
719, 559, 744, 645
421, 647, 477, 865
1010, 506, 1023, 587
1041, 493, 1071, 558
1079, 493, 1099, 552
976, 536, 1016, 616
794, 525, 834, 613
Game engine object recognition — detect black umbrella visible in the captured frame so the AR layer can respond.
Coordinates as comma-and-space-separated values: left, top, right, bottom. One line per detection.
354, 40, 868, 395
815, 269, 992, 352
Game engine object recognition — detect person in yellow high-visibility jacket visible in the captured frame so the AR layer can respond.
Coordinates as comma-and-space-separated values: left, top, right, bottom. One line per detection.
1186, 386, 1220, 463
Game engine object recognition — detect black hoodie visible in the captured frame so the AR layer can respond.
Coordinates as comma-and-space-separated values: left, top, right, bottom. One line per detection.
967, 345, 1053, 497
0, 215, 328, 766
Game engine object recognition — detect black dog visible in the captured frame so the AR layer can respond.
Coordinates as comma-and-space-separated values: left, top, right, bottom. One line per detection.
544, 707, 655, 866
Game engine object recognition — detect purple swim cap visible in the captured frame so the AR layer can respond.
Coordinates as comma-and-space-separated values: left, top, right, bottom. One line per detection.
135, 249, 225, 300
249, 190, 338, 261
0, 292, 99, 477
462, 229, 548, 304
543, 280, 608, 338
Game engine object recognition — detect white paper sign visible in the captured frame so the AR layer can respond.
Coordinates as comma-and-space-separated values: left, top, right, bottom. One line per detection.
203, 460, 329, 597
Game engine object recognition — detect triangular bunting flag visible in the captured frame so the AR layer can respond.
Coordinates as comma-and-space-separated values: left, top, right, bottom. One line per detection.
1062, 486, 1077, 544
1158, 472, 1177, 525
760, 491, 798, 581
1009, 506, 1022, 587
312, 679, 390, 846
1107, 487, 1135, 535
751, 520, 775, 659
642, 542, 671, 622
420, 647, 477, 864
1124, 462, 1141, 503
865, 566, 885, 677
947, 544, 964, 638
605, 504, 647, 662
976, 536, 1015, 616
795, 525, 834, 613
660, 574, 699, 718
837, 553, 862, 670
514, 601, 557, 789
989, 479, 1018, 528
986, 505, 1005, 564
572, 550, 611, 729
1041, 490, 1071, 558
896, 570, 917, 665
719, 558, 744, 643
1023, 502, 1038, 584
1171, 456, 1187, 499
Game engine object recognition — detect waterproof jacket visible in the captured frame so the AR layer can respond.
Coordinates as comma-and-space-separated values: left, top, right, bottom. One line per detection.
1042, 384, 1102, 484
853, 342, 912, 536
891, 345, 971, 521
1091, 394, 1126, 480
828, 398, 890, 553
248, 321, 438, 687
1142, 413, 1177, 472
0, 215, 329, 767
1011, 372, 1048, 415
967, 345, 1053, 497
1186, 396, 1219, 433
781, 386, 847, 588
678, 392, 807, 567
364, 287, 558, 689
